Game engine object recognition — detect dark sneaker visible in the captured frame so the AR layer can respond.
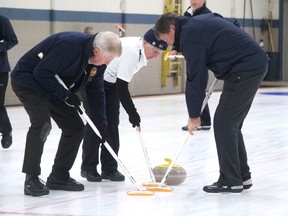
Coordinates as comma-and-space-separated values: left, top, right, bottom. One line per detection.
1, 133, 12, 149
181, 125, 188, 131
24, 176, 49, 196
197, 124, 211, 130
46, 176, 84, 191
181, 123, 211, 131
101, 170, 125, 181
243, 178, 253, 189
81, 170, 102, 182
203, 182, 243, 193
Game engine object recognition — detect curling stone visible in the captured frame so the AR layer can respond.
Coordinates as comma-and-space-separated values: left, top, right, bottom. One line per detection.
152, 158, 187, 185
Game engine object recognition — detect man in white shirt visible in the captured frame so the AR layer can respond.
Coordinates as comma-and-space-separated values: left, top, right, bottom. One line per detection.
81, 28, 168, 182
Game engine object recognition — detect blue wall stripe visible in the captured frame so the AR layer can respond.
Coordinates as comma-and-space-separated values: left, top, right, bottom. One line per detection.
0, 8, 160, 24
52, 10, 123, 23
0, 7, 279, 27
0, 8, 51, 21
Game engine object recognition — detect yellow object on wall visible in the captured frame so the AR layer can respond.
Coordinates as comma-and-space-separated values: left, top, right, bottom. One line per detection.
162, 0, 184, 87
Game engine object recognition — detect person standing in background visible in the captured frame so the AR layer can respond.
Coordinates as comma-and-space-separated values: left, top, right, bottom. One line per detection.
0, 14, 18, 149
84, 26, 95, 35
184, 0, 211, 16
177, 0, 212, 131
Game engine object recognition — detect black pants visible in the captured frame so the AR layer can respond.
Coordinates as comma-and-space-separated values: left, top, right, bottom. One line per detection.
214, 66, 267, 186
81, 82, 119, 173
201, 104, 211, 125
12, 80, 84, 180
187, 65, 211, 125
0, 73, 12, 136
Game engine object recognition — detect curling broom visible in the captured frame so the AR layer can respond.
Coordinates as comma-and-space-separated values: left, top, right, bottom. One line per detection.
136, 127, 156, 183
79, 107, 154, 196
146, 78, 219, 192
136, 127, 173, 192
55, 75, 154, 196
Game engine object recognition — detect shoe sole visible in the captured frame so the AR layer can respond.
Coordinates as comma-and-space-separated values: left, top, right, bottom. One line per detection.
201, 128, 211, 130
86, 177, 102, 182
101, 176, 125, 181
24, 188, 49, 196
203, 188, 243, 193
81, 172, 102, 182
243, 184, 253, 190
203, 184, 243, 193
46, 182, 84, 191
197, 126, 211, 130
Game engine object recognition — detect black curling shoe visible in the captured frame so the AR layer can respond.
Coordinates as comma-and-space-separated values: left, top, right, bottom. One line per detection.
24, 176, 49, 196
203, 182, 243, 193
46, 176, 84, 191
81, 170, 102, 182
101, 170, 125, 181
1, 133, 12, 149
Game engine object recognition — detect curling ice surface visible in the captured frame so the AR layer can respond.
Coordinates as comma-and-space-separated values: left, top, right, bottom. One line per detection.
1, 87, 288, 216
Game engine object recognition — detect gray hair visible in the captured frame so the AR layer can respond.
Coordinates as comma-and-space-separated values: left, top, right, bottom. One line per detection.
93, 31, 122, 57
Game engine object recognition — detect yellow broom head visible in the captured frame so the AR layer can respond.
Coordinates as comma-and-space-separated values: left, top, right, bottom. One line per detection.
146, 186, 173, 192
127, 190, 155, 196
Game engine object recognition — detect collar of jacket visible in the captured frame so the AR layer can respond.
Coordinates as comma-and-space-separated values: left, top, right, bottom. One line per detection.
85, 33, 97, 60
192, 4, 212, 16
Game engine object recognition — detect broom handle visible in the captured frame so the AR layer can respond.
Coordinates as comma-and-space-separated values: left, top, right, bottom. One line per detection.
79, 106, 141, 189
55, 74, 141, 190
268, 21, 275, 52
201, 78, 218, 112
160, 78, 219, 185
136, 127, 156, 182
160, 133, 190, 185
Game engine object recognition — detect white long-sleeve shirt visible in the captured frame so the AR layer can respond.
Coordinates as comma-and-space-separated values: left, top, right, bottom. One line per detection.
104, 37, 148, 83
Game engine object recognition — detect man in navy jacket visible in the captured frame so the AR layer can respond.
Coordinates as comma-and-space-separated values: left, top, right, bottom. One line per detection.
11, 31, 121, 197
155, 12, 268, 193
0, 15, 18, 149
179, 0, 213, 131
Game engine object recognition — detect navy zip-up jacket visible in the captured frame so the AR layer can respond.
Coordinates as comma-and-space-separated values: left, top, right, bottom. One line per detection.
81, 63, 107, 126
175, 13, 269, 118
0, 15, 18, 73
11, 31, 95, 100
11, 31, 107, 125
173, 4, 211, 52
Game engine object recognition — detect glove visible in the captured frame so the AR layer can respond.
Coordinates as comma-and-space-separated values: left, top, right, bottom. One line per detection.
65, 93, 81, 108
129, 110, 141, 128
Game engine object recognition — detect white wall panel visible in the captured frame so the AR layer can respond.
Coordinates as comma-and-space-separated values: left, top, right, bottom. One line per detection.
0, 0, 280, 19
0, 0, 163, 14
0, 0, 51, 9
207, 0, 278, 19
51, 0, 122, 12
124, 0, 164, 14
